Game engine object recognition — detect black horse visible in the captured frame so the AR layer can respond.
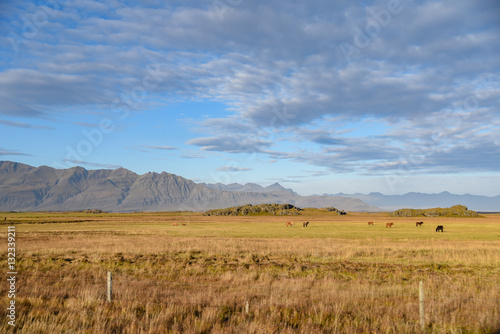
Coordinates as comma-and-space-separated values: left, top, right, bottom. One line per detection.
436, 225, 444, 232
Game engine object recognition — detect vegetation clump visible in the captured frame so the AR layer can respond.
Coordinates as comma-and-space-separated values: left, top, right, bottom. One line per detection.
390, 205, 478, 217
204, 204, 302, 216
322, 207, 347, 215
81, 209, 107, 214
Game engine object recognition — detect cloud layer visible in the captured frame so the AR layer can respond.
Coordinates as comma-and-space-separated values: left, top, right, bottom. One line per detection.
1, 0, 499, 178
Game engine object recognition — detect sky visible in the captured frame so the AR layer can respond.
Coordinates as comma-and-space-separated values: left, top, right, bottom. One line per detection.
0, 0, 499, 196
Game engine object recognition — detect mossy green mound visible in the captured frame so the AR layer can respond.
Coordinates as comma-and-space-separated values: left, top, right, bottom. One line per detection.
390, 205, 478, 217
205, 204, 302, 216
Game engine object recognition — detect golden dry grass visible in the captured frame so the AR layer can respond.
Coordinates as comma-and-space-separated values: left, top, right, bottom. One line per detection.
1, 211, 499, 333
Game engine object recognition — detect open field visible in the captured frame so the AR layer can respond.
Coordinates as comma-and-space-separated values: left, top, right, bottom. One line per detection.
1, 211, 499, 333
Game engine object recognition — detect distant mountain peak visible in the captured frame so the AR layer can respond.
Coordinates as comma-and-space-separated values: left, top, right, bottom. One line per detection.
438, 191, 452, 195
368, 192, 383, 196
265, 182, 286, 190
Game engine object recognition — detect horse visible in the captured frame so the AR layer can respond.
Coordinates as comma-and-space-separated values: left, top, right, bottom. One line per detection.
368, 221, 374, 225
285, 222, 294, 227
172, 222, 178, 226
436, 225, 444, 232
416, 222, 424, 227
302, 222, 309, 227
386, 223, 394, 228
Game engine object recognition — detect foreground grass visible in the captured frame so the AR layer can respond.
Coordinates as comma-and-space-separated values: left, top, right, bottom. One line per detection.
1, 211, 499, 333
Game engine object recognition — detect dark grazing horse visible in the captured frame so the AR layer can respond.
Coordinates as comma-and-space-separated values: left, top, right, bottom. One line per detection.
416, 222, 424, 227
436, 225, 444, 232
368, 221, 374, 225
302, 222, 309, 227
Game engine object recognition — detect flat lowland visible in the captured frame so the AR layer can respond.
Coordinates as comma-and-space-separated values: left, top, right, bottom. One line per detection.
1, 211, 499, 333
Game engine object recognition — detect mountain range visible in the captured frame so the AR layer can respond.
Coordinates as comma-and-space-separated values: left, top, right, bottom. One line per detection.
0, 161, 378, 212
202, 183, 500, 212
3, 161, 496, 213
332, 192, 500, 212
200, 182, 298, 195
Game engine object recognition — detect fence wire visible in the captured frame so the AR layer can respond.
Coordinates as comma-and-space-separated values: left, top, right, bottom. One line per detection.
3, 274, 499, 302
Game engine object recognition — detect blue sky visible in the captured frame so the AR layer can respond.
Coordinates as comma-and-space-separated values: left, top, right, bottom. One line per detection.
1, 0, 499, 196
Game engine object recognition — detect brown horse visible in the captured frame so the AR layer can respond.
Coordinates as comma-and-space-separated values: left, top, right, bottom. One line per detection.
416, 221, 424, 227
368, 221, 374, 225
172, 222, 178, 226
386, 222, 394, 228
285, 222, 294, 227
302, 222, 309, 227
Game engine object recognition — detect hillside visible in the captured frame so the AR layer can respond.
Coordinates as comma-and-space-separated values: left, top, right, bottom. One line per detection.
0, 161, 378, 212
390, 205, 479, 217
204, 203, 303, 216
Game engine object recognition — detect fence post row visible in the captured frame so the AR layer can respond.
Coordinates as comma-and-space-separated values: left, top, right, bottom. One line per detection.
107, 271, 113, 303
419, 280, 425, 331
100, 273, 432, 330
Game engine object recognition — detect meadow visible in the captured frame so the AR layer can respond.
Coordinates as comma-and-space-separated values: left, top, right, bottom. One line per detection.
1, 210, 499, 333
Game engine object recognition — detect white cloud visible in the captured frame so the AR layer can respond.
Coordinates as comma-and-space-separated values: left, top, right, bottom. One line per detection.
0, 148, 30, 156
0, 119, 53, 129
217, 166, 252, 172
63, 159, 122, 169
137, 145, 177, 150
1, 0, 499, 182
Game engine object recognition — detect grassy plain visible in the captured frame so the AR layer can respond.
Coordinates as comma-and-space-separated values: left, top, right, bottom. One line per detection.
1, 211, 499, 333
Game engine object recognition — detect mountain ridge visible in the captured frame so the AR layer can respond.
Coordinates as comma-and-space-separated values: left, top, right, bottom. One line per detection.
201, 182, 297, 195
0, 161, 378, 212
332, 191, 500, 212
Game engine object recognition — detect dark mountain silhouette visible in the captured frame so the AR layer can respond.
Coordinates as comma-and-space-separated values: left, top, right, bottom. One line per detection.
0, 161, 379, 212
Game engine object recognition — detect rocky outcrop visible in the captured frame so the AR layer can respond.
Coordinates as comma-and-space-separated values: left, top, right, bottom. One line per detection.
390, 205, 479, 217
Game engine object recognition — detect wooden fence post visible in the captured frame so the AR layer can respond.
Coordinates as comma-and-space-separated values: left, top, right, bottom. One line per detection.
245, 300, 249, 314
107, 271, 113, 303
419, 280, 425, 331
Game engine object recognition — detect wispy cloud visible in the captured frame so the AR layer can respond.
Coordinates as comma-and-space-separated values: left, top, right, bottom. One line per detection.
217, 166, 253, 172
73, 122, 97, 128
0, 119, 53, 130
0, 148, 30, 156
138, 145, 178, 150
63, 159, 122, 169
181, 153, 206, 159
129, 145, 178, 152
266, 178, 303, 184
187, 136, 271, 153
